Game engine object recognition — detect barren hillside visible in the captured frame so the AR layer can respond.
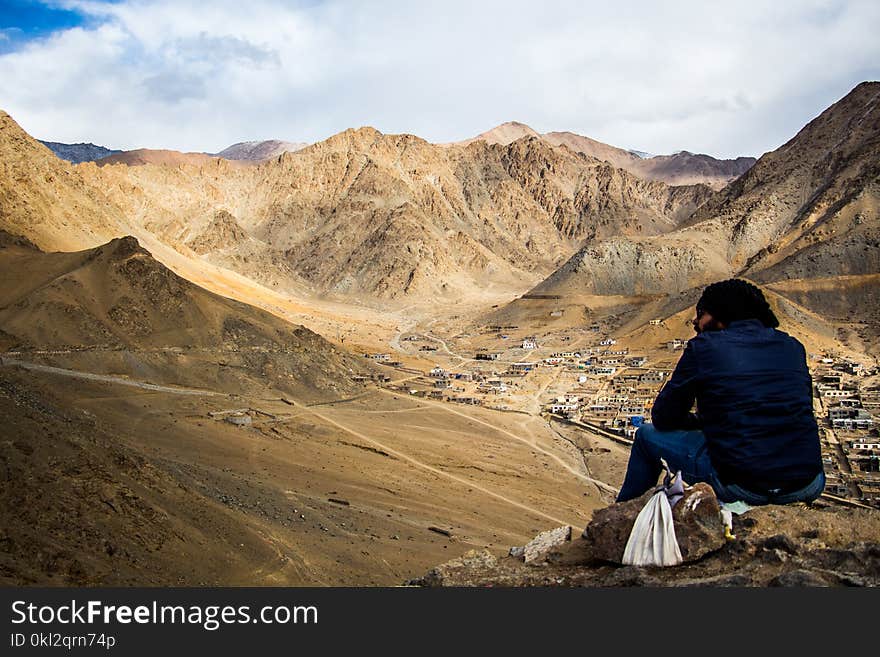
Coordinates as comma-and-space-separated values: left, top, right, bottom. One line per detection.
527, 83, 880, 314
0, 111, 127, 251
0, 232, 368, 396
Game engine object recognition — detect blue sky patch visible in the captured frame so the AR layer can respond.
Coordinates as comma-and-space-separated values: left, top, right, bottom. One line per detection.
0, 1, 114, 52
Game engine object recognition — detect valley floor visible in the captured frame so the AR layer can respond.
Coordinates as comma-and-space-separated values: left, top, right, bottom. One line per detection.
0, 352, 611, 585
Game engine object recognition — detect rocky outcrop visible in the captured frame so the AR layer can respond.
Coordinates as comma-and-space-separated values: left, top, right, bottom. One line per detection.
509, 525, 572, 563
411, 501, 880, 587
187, 210, 249, 255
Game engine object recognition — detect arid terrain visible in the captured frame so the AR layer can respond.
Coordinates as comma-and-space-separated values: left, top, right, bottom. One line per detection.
1, 82, 878, 586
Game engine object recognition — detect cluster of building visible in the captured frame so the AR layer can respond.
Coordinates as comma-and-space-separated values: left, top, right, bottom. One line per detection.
546, 364, 669, 439
815, 357, 880, 507
384, 328, 880, 509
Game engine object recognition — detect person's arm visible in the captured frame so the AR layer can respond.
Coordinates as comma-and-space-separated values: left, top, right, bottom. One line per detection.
651, 340, 701, 431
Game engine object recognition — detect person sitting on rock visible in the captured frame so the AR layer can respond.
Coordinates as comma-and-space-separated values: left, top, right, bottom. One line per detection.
616, 279, 825, 505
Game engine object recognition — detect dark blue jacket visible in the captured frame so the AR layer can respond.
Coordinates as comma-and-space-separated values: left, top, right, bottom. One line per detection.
652, 319, 822, 491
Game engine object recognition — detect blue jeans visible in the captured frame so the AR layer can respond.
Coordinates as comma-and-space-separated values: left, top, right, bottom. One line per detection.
616, 423, 826, 505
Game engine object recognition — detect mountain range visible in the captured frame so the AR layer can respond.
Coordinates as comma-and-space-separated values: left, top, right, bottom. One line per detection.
40, 138, 307, 165
2, 115, 712, 300
2, 81, 878, 353
39, 123, 754, 190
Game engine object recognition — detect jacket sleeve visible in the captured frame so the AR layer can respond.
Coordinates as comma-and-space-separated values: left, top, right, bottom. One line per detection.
651, 340, 701, 431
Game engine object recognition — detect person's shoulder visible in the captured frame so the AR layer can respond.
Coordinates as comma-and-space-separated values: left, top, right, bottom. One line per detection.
684, 333, 711, 357
687, 329, 722, 348
770, 327, 807, 352
768, 326, 802, 343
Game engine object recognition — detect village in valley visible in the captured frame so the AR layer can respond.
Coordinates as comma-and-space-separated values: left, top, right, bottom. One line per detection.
358, 316, 880, 510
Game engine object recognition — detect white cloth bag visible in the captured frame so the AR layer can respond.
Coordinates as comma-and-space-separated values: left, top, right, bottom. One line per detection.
622, 489, 683, 567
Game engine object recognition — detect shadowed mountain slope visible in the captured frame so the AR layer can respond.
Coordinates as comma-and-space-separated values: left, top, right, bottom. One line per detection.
530, 82, 880, 300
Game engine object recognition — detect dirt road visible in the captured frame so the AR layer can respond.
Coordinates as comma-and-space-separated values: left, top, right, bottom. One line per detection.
0, 359, 222, 396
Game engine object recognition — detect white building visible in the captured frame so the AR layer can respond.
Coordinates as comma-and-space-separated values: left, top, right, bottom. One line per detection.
850, 439, 880, 450
823, 389, 857, 399
550, 403, 579, 414
832, 409, 873, 429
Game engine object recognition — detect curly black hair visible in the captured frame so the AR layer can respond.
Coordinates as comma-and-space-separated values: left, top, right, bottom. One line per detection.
696, 279, 779, 328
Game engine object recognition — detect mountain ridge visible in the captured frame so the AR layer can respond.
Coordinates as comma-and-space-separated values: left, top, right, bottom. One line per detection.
454, 122, 756, 189
38, 140, 122, 163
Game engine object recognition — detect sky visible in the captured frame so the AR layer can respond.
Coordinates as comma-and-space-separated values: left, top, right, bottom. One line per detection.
0, 0, 878, 158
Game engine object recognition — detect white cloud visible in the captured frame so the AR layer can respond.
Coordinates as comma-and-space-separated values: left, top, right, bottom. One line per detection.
1, 0, 878, 157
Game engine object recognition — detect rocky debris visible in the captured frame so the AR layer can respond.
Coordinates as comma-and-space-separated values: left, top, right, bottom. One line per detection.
761, 534, 798, 555
583, 483, 725, 564
768, 569, 828, 587
411, 549, 499, 587
509, 525, 572, 563
411, 502, 880, 587
428, 526, 453, 538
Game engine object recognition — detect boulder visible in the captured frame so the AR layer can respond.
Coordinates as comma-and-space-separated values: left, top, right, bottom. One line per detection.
509, 525, 572, 563
582, 483, 725, 564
